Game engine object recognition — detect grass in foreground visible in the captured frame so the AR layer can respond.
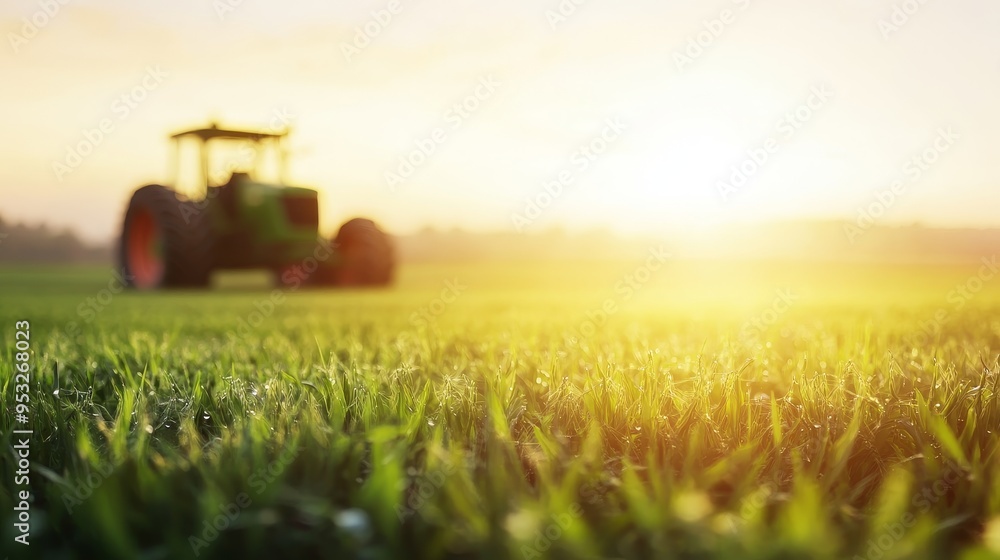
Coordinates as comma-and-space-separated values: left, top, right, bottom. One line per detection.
1, 261, 1000, 559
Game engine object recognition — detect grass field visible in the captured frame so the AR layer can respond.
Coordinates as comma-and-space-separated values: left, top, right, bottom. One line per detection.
2, 259, 1000, 559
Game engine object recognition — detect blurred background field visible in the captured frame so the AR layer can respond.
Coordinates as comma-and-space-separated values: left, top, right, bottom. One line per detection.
2, 261, 1000, 559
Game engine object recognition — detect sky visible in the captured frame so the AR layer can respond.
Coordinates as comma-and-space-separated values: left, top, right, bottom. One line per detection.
1, 0, 998, 243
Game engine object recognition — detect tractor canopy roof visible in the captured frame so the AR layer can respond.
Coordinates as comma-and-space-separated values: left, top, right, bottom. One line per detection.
170, 122, 287, 142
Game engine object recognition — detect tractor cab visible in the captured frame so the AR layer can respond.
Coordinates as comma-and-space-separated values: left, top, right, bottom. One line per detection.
169, 123, 323, 269
169, 123, 289, 193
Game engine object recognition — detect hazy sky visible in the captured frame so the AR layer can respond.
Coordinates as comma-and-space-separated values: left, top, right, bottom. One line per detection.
1, 0, 998, 242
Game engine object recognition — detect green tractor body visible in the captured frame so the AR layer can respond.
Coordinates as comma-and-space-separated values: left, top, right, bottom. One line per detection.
119, 123, 394, 290
208, 179, 325, 269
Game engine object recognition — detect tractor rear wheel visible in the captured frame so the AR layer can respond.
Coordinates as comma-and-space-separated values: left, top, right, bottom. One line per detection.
119, 184, 215, 289
328, 218, 394, 286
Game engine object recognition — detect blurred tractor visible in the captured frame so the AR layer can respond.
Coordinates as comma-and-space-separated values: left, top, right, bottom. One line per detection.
119, 123, 394, 289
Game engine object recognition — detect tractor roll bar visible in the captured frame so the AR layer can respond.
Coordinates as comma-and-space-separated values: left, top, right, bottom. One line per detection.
168, 122, 289, 192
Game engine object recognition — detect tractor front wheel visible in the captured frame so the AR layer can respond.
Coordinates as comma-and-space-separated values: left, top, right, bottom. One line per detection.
119, 184, 215, 289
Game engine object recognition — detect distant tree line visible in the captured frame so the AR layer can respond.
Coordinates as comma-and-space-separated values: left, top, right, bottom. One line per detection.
2, 216, 999, 265
0, 215, 110, 263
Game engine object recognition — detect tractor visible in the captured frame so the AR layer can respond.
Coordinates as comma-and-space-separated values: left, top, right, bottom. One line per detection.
119, 123, 394, 289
